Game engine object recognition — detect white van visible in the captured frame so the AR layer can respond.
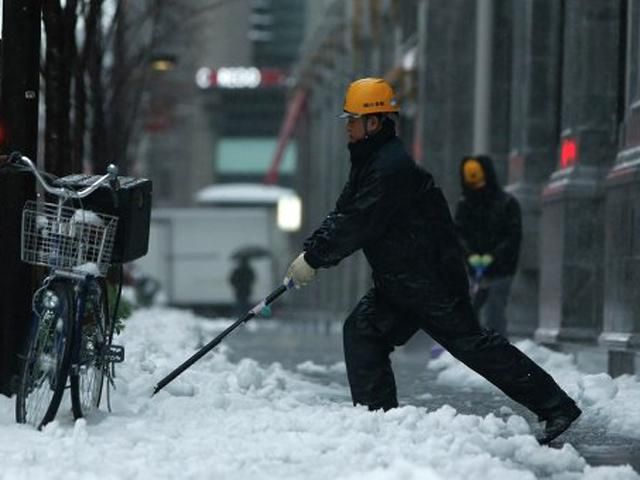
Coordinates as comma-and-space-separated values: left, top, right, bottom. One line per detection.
135, 183, 300, 310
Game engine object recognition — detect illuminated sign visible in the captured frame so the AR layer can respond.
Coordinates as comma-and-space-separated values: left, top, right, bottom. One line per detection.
195, 68, 213, 89
218, 67, 261, 88
196, 67, 286, 90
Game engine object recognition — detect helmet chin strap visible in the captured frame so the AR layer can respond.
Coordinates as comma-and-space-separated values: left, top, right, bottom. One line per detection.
357, 114, 384, 141
361, 116, 370, 140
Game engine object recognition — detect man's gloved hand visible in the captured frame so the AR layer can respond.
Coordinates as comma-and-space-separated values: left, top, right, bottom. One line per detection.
480, 253, 494, 267
284, 252, 316, 289
468, 253, 482, 268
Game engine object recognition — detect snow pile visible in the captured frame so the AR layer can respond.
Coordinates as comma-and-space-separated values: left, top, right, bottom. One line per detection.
71, 209, 104, 226
296, 360, 346, 375
0, 309, 638, 480
428, 339, 640, 439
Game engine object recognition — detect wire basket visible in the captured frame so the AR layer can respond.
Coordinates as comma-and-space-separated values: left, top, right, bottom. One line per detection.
21, 200, 118, 277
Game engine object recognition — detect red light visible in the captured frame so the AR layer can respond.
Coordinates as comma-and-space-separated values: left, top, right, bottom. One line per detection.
560, 138, 578, 168
260, 68, 286, 87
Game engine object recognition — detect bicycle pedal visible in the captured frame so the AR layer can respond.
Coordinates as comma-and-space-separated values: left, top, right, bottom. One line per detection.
104, 345, 125, 363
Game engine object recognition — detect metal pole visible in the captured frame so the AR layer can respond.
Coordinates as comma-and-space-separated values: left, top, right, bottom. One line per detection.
473, 0, 494, 155
414, 0, 429, 164
0, 0, 41, 158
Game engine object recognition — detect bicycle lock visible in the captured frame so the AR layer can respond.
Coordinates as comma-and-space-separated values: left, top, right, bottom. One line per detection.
152, 283, 290, 396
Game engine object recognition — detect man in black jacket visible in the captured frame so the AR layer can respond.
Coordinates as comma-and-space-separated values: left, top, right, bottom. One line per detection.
284, 78, 580, 444
454, 155, 521, 336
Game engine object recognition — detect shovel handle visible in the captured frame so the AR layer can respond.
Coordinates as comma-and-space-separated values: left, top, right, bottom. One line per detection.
152, 283, 290, 396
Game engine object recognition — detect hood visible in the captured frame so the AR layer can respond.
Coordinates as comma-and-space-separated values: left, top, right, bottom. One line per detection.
459, 154, 501, 196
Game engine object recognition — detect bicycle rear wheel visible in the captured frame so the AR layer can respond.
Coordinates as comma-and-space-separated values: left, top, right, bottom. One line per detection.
15, 281, 74, 429
70, 278, 110, 418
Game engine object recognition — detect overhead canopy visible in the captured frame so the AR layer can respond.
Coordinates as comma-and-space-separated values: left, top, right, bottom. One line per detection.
194, 183, 297, 206
216, 137, 296, 175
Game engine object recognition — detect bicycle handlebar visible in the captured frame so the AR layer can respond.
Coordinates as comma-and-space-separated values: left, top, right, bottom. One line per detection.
6, 152, 118, 200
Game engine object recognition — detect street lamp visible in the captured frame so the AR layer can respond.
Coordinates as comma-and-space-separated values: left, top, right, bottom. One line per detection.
277, 194, 301, 232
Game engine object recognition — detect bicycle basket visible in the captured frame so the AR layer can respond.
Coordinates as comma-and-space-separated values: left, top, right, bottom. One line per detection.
21, 200, 118, 276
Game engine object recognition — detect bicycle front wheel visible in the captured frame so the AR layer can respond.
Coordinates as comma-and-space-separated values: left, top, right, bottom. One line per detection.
70, 278, 110, 419
15, 282, 74, 429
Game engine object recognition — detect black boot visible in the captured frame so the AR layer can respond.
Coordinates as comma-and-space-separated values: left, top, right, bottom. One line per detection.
537, 402, 582, 445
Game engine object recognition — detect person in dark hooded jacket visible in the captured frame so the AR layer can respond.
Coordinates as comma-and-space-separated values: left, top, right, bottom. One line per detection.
454, 155, 521, 336
229, 257, 256, 315
283, 78, 581, 444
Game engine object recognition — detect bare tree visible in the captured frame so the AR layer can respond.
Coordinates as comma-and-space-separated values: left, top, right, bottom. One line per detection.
41, 0, 233, 177
42, 0, 78, 176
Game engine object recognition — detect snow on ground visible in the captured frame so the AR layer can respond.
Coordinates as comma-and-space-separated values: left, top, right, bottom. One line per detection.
429, 340, 640, 440
296, 360, 346, 375
1, 308, 638, 480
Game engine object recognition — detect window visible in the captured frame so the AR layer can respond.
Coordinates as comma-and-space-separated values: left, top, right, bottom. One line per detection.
215, 137, 296, 176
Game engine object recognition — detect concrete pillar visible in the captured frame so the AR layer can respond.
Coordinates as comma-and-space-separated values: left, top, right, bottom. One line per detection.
488, 0, 514, 184
506, 0, 563, 337
422, 0, 477, 203
414, 0, 429, 166
536, 0, 622, 345
599, 0, 640, 369
599, 139, 640, 368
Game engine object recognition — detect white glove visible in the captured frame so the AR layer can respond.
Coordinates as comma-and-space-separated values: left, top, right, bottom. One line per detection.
284, 252, 316, 289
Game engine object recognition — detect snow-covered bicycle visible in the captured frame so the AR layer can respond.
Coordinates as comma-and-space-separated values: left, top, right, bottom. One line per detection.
12, 154, 125, 429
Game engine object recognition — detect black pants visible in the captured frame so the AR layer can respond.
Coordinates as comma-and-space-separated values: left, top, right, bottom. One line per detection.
343, 288, 575, 419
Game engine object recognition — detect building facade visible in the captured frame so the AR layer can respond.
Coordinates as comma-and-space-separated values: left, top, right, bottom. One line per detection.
139, 0, 306, 206
288, 0, 639, 373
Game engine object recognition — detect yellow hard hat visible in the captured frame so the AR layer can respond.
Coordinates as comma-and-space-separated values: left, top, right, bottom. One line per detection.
339, 78, 400, 118
463, 158, 486, 189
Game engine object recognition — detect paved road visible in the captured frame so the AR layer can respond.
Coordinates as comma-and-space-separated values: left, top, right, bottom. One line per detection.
208, 317, 640, 473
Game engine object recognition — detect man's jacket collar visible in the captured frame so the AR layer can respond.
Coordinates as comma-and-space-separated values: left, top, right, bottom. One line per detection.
348, 118, 396, 165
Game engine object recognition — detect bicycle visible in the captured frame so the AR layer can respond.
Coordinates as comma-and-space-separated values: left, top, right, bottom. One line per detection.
12, 153, 125, 429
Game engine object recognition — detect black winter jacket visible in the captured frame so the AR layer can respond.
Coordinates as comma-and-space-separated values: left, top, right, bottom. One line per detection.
454, 155, 522, 279
303, 119, 468, 309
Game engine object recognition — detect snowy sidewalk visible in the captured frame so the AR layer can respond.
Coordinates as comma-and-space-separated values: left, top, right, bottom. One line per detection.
1, 307, 639, 480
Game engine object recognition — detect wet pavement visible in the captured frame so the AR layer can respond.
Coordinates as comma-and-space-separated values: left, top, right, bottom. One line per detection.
204, 317, 640, 473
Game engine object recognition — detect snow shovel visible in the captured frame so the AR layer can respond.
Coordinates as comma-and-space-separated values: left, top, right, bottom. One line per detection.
152, 282, 290, 396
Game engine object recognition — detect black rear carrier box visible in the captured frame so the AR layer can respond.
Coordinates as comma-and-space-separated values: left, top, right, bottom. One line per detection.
55, 174, 153, 264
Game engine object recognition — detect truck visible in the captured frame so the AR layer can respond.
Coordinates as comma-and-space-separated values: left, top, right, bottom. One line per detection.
135, 183, 299, 312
